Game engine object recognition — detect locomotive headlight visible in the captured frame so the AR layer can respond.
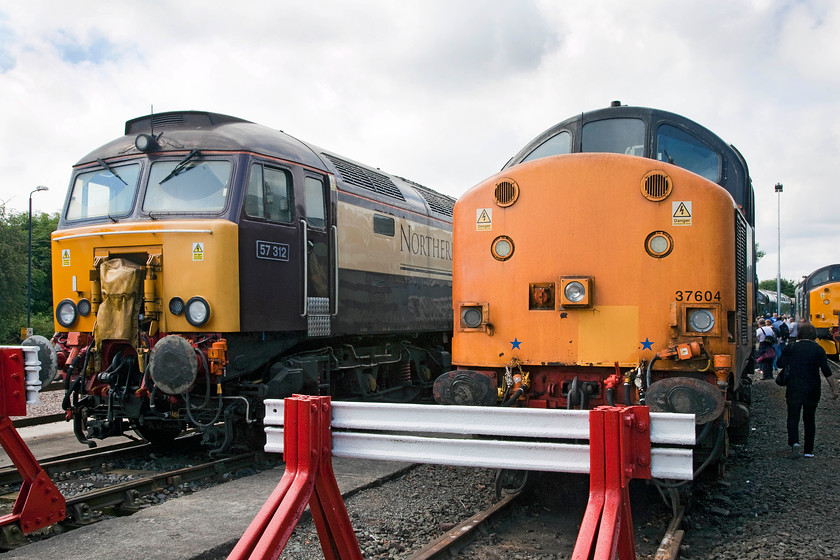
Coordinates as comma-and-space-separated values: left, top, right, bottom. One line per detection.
56, 299, 79, 328
559, 277, 592, 307
688, 309, 715, 333
564, 282, 586, 303
185, 297, 211, 327
135, 133, 157, 152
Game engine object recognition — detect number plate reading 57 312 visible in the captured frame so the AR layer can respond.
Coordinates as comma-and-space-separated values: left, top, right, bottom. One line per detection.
256, 240, 290, 262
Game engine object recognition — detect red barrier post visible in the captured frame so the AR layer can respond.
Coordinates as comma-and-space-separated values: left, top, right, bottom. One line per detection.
0, 348, 66, 538
572, 406, 651, 560
228, 395, 361, 560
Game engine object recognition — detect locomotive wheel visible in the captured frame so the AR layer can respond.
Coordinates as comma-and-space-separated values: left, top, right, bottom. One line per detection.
136, 425, 183, 447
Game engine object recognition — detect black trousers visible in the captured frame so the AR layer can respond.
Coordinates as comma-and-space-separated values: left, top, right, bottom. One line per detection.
787, 400, 817, 454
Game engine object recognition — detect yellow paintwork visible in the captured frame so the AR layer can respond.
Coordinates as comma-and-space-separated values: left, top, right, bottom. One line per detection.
52, 220, 240, 334
452, 153, 740, 369
809, 283, 840, 355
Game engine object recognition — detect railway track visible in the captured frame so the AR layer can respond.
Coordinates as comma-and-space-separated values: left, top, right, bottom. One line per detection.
0, 432, 275, 549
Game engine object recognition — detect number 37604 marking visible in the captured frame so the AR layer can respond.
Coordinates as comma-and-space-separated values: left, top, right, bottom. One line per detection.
675, 290, 721, 302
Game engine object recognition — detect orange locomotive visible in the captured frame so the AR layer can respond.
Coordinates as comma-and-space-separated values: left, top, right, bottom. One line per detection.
435, 103, 755, 472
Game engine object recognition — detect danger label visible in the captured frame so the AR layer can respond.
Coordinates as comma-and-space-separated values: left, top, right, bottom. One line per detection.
61, 249, 71, 266
476, 208, 492, 231
192, 242, 204, 262
672, 201, 692, 226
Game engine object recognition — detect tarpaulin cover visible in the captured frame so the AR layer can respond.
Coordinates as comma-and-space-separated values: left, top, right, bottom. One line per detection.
94, 258, 142, 350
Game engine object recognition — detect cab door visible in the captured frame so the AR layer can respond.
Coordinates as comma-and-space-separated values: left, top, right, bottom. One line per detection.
238, 162, 304, 332
301, 174, 336, 336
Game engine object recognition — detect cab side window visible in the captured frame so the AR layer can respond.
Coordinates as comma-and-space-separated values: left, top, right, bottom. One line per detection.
246, 163, 293, 223
304, 176, 326, 228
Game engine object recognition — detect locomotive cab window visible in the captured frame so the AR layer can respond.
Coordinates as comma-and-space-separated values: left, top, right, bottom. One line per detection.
581, 118, 645, 156
245, 164, 293, 223
655, 124, 720, 183
521, 131, 572, 163
145, 159, 231, 213
66, 162, 141, 221
304, 176, 326, 229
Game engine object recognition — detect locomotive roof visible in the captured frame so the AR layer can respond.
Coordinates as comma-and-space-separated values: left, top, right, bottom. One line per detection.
504, 103, 753, 225
74, 111, 454, 220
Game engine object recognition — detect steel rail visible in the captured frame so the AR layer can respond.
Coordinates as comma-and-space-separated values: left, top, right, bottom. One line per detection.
406, 492, 521, 560
63, 452, 257, 525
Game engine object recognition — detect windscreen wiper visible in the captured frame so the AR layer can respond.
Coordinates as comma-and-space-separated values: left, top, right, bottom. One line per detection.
96, 158, 127, 185
159, 148, 201, 185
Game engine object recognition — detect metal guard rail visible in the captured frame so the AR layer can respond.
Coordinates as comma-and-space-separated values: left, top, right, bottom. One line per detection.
263, 399, 695, 480
231, 396, 696, 560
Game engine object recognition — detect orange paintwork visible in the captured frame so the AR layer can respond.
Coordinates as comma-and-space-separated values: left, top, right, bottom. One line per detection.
453, 154, 741, 373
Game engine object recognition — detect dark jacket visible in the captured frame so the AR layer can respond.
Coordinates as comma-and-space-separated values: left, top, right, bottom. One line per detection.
777, 340, 832, 406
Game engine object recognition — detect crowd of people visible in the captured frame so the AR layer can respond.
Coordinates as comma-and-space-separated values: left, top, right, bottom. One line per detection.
754, 312, 838, 459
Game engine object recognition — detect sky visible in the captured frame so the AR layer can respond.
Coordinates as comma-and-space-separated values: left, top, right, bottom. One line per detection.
0, 0, 837, 284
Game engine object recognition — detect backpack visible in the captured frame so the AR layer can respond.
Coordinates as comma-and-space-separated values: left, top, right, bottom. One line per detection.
779, 321, 790, 340
761, 326, 777, 345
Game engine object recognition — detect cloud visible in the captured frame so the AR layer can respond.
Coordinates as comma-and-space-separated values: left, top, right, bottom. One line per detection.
51, 29, 122, 65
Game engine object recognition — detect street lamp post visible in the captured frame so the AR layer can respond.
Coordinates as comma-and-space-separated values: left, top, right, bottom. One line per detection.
775, 182, 783, 317
27, 185, 49, 331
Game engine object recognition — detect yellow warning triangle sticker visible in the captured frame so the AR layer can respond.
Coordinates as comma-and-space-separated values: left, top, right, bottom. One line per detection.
477, 209, 491, 224
673, 202, 691, 217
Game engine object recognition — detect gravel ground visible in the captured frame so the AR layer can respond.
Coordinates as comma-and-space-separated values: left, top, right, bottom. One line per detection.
683, 373, 840, 560
11, 381, 65, 418
21, 373, 840, 559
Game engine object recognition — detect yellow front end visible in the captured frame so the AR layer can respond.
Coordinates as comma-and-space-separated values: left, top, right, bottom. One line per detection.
809, 283, 840, 356
52, 220, 240, 336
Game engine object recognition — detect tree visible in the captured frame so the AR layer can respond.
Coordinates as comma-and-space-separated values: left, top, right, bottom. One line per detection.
758, 278, 796, 299
755, 243, 766, 262
0, 203, 59, 343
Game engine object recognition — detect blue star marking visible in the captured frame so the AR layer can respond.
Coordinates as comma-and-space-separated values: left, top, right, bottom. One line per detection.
510, 338, 522, 350
641, 338, 654, 351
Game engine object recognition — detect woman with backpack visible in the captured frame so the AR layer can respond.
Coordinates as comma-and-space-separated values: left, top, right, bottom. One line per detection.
756, 319, 777, 379
776, 323, 838, 458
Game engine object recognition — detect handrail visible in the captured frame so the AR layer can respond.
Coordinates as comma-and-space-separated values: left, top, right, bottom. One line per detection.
53, 229, 212, 241
299, 220, 308, 317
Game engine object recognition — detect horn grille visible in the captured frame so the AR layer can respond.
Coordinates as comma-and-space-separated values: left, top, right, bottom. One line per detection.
641, 171, 672, 201
494, 178, 519, 207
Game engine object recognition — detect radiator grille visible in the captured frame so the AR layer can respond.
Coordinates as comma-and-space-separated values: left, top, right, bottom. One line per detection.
323, 154, 405, 202
735, 213, 748, 346
413, 184, 454, 217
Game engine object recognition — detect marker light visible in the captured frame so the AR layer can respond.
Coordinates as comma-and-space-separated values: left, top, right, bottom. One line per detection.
169, 297, 185, 316
77, 298, 92, 317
